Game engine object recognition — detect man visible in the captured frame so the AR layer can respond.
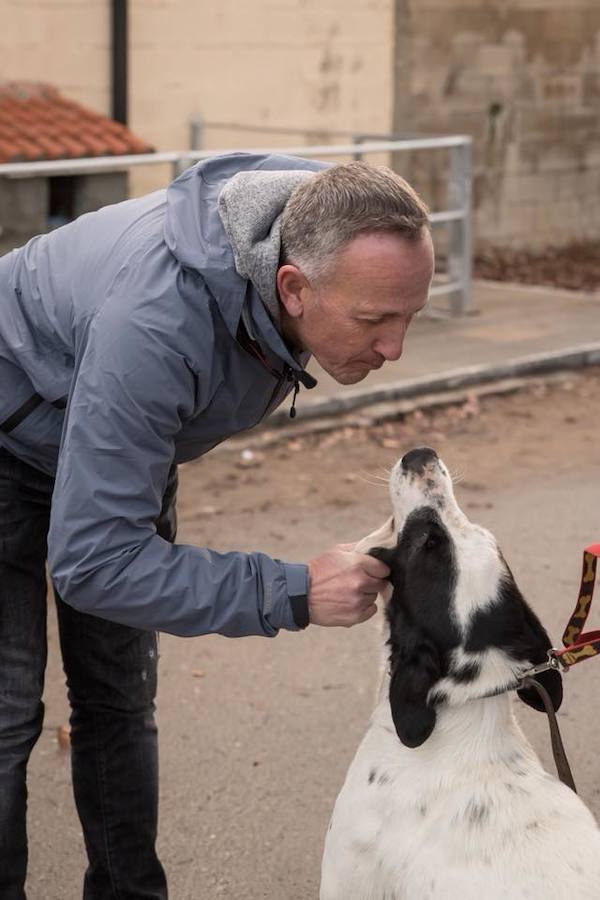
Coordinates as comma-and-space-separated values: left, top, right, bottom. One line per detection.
0, 152, 434, 898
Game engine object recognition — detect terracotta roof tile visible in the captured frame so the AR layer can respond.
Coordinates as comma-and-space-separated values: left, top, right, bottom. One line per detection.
0, 81, 154, 164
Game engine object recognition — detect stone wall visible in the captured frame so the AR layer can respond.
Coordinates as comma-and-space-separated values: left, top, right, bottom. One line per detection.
395, 0, 600, 250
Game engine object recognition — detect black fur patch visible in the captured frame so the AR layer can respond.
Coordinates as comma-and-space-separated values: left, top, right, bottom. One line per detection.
371, 507, 461, 748
464, 571, 562, 712
370, 502, 563, 747
452, 662, 481, 683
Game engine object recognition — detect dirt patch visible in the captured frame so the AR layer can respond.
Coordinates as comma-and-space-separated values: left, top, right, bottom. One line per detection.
177, 367, 600, 539
474, 243, 600, 293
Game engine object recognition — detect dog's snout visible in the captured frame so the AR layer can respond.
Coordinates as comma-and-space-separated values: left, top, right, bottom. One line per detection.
401, 447, 439, 475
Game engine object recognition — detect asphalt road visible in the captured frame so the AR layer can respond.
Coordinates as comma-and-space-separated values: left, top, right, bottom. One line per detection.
25, 372, 600, 899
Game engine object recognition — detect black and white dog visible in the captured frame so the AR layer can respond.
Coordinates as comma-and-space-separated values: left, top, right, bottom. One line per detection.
320, 447, 600, 900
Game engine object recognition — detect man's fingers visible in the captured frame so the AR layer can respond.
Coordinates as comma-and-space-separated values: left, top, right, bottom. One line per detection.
357, 603, 378, 624
307, 545, 389, 628
357, 552, 390, 579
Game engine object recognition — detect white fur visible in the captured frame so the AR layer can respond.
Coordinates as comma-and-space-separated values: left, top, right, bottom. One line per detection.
321, 454, 600, 900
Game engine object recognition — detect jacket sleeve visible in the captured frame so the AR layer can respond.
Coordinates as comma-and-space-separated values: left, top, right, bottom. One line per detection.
47, 299, 308, 638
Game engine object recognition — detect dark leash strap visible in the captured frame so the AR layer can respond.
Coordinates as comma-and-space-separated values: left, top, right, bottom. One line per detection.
519, 676, 577, 793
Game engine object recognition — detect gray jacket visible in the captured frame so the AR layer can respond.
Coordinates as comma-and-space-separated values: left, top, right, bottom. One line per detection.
0, 152, 327, 638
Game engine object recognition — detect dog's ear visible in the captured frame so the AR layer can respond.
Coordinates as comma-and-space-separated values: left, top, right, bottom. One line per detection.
389, 638, 441, 748
514, 599, 563, 713
368, 545, 395, 573
495, 567, 564, 713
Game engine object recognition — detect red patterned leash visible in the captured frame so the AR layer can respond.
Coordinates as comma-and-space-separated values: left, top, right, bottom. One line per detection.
525, 544, 600, 679
513, 544, 600, 794
560, 544, 600, 665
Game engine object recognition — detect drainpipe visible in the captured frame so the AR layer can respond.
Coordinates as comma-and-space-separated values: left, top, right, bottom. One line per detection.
111, 0, 128, 124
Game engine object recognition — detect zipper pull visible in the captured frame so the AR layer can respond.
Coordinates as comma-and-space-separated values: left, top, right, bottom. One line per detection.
287, 367, 317, 419
289, 373, 300, 419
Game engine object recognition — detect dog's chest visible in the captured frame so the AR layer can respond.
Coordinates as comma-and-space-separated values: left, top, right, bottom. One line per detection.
321, 719, 600, 900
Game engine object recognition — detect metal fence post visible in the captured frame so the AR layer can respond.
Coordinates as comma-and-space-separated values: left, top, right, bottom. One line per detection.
190, 116, 204, 151
447, 140, 473, 315
352, 135, 365, 161
172, 154, 193, 180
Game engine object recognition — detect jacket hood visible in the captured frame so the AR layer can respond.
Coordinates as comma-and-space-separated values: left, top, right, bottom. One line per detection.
218, 168, 316, 327
164, 152, 328, 342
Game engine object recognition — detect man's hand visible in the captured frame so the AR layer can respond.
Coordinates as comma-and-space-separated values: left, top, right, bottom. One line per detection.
307, 545, 390, 627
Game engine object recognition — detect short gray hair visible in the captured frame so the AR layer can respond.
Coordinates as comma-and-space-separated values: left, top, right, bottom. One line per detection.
280, 161, 430, 283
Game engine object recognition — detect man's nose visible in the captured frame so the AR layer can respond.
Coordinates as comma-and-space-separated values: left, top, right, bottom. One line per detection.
374, 327, 406, 361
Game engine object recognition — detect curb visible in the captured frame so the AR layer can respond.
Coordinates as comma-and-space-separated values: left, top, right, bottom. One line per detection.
267, 342, 600, 427
221, 371, 580, 453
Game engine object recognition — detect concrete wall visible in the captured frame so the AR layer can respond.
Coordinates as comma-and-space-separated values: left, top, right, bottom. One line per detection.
0, 177, 48, 250
0, 0, 109, 111
0, 173, 128, 254
128, 0, 394, 194
396, 0, 600, 250
73, 172, 128, 218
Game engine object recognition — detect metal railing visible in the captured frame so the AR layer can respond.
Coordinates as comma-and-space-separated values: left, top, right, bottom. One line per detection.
0, 136, 473, 315
189, 119, 428, 156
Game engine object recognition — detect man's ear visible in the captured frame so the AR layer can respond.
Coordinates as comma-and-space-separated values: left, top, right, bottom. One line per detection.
276, 264, 309, 318
389, 637, 441, 748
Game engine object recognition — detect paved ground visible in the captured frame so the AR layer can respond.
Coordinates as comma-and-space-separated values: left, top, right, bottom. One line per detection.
25, 358, 600, 899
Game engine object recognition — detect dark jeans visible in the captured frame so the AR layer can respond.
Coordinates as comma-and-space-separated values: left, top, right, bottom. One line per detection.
0, 447, 177, 899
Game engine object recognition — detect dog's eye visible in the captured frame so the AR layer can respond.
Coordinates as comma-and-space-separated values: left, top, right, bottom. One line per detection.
424, 534, 440, 550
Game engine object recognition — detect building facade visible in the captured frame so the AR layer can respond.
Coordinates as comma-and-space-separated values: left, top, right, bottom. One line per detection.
1, 0, 598, 251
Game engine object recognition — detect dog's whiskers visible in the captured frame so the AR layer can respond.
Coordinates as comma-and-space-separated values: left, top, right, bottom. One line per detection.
357, 471, 389, 488
365, 471, 390, 484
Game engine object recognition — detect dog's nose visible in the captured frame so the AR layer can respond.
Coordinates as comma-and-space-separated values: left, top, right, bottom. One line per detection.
401, 447, 439, 474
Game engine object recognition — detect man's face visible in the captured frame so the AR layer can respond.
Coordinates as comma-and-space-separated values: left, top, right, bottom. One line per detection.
278, 231, 434, 385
